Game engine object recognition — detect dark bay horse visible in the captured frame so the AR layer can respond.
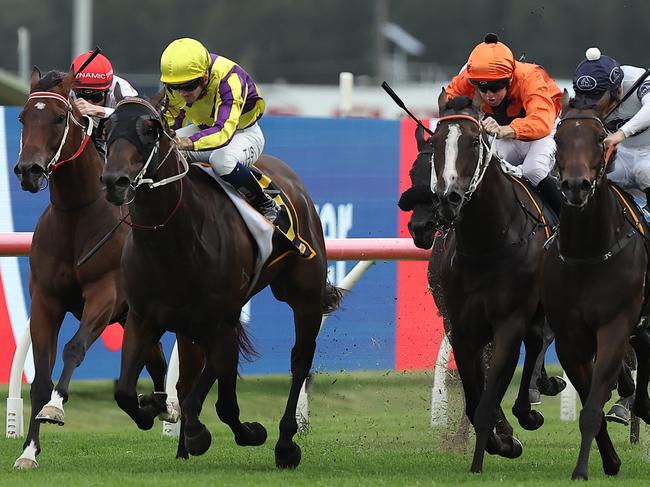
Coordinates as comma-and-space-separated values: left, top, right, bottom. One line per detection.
401, 92, 552, 473
101, 95, 342, 468
544, 92, 650, 480
11, 69, 175, 469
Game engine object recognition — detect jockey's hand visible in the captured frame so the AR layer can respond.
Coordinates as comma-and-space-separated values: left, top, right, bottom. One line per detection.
174, 136, 194, 150
73, 98, 107, 118
604, 130, 625, 148
481, 117, 515, 139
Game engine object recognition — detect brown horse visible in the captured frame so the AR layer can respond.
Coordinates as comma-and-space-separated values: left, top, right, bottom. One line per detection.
11, 69, 174, 469
402, 92, 554, 473
100, 95, 342, 468
544, 92, 650, 480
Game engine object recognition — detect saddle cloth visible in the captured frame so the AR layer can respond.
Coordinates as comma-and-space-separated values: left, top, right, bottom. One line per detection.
192, 163, 316, 295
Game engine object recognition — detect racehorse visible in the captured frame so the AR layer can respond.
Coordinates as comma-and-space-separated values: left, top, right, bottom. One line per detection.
401, 92, 552, 473
11, 68, 178, 469
544, 92, 650, 480
100, 94, 342, 468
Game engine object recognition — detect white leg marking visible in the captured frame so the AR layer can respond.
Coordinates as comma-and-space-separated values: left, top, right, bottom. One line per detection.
48, 390, 64, 410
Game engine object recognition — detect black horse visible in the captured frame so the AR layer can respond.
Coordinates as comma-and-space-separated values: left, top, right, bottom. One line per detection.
400, 92, 555, 473
544, 92, 650, 480
101, 95, 342, 468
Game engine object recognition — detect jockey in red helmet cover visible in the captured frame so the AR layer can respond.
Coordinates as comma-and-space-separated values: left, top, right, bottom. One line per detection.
71, 51, 138, 159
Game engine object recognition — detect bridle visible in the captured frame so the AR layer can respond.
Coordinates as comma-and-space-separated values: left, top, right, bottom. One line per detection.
25, 91, 94, 177
109, 97, 190, 231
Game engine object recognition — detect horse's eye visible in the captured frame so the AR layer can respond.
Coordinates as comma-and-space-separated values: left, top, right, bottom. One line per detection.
55, 114, 66, 124
473, 138, 480, 147
17, 113, 24, 124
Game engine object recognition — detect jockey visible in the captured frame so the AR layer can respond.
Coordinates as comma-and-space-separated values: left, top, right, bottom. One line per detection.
446, 33, 564, 214
71, 51, 138, 159
572, 48, 650, 208
159, 37, 280, 223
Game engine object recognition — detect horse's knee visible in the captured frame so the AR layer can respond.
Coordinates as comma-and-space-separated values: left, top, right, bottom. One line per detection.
215, 398, 239, 424
578, 407, 603, 435
62, 339, 87, 366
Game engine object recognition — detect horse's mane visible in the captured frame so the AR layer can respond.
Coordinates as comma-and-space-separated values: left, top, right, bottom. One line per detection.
34, 71, 67, 91
444, 96, 474, 112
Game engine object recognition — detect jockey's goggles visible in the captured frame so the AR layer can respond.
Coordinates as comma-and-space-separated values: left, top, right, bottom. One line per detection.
471, 79, 510, 93
166, 77, 202, 92
74, 89, 108, 103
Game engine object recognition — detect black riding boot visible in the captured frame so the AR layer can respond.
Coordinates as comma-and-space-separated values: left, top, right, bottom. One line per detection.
536, 175, 564, 216
221, 163, 281, 223
644, 188, 650, 212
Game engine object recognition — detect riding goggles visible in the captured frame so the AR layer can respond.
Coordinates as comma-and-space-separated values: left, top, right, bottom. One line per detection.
165, 77, 202, 92
74, 89, 108, 103
471, 79, 510, 93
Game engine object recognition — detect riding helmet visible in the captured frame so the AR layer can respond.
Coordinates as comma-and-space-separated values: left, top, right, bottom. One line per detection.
160, 38, 210, 84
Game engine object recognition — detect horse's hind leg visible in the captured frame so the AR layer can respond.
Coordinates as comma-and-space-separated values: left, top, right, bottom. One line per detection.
210, 322, 267, 450
181, 358, 218, 457
274, 300, 321, 469
174, 336, 205, 459
631, 329, 650, 422
512, 311, 544, 430
14, 295, 65, 469
42, 283, 118, 425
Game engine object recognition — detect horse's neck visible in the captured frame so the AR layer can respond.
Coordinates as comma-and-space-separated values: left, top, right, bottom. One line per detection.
559, 182, 618, 257
49, 134, 103, 210
454, 163, 520, 254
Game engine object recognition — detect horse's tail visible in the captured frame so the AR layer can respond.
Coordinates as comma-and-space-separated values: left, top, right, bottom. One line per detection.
322, 280, 345, 315
236, 321, 259, 362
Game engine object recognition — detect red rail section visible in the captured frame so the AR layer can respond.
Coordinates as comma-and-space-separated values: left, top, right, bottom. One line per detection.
0, 233, 431, 260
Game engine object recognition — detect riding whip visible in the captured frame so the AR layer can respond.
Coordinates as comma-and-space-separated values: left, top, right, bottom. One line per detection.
381, 81, 435, 136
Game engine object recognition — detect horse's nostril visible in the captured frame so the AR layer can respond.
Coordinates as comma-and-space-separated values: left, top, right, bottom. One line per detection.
580, 179, 591, 192
29, 165, 43, 175
447, 191, 463, 206
560, 180, 570, 192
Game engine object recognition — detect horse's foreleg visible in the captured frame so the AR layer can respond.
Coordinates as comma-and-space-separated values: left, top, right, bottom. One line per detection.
175, 335, 205, 459
470, 324, 523, 473
47, 286, 117, 426
14, 295, 65, 469
114, 314, 164, 431
512, 311, 544, 430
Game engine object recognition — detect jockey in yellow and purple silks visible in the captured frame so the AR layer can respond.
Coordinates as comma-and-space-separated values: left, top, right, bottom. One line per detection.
160, 37, 280, 222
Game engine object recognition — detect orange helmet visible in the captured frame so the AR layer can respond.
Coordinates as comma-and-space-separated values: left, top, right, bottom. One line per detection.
466, 33, 515, 82
72, 51, 114, 91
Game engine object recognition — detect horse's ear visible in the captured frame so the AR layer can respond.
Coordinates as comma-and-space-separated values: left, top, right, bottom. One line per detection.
30, 67, 41, 91
149, 88, 166, 109
560, 89, 571, 116
471, 89, 483, 112
437, 87, 447, 115
594, 90, 615, 119
61, 65, 75, 95
114, 82, 124, 103
415, 124, 429, 150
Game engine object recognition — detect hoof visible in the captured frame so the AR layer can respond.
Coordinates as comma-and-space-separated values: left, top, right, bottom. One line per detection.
36, 405, 65, 426
275, 442, 302, 469
571, 469, 588, 481
497, 436, 523, 459
606, 404, 631, 426
158, 401, 181, 424
603, 454, 621, 477
185, 425, 212, 456
538, 376, 567, 396
518, 410, 544, 431
136, 411, 155, 431
14, 457, 38, 469
138, 393, 167, 419
235, 422, 267, 447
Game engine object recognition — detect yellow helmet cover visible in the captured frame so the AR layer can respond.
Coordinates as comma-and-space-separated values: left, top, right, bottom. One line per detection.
160, 38, 210, 84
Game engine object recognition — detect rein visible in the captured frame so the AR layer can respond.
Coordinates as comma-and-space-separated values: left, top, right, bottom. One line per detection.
26, 91, 93, 176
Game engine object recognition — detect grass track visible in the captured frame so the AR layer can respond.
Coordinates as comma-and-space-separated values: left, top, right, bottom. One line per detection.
1, 368, 649, 486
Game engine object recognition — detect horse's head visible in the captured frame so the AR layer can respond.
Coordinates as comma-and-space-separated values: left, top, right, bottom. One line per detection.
14, 67, 77, 192
398, 124, 437, 248
429, 89, 486, 229
101, 90, 170, 205
555, 91, 614, 208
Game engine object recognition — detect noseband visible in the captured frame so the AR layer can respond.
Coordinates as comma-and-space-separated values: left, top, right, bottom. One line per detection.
25, 91, 94, 176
